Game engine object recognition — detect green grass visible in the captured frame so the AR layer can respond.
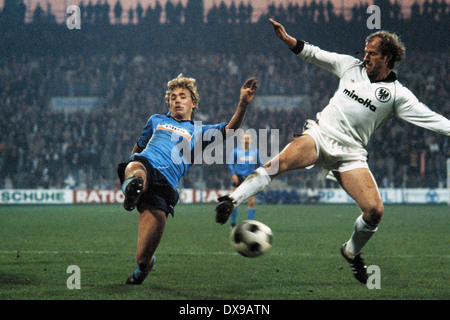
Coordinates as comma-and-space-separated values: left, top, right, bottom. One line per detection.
0, 204, 448, 300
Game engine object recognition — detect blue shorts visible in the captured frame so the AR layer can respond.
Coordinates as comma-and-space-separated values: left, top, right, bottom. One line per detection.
117, 157, 179, 216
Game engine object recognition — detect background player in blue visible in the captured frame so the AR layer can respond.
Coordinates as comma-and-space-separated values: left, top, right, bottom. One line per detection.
227, 133, 262, 228
117, 74, 258, 284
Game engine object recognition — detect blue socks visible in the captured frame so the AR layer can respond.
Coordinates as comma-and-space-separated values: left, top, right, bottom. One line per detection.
231, 208, 238, 225
231, 208, 256, 225
248, 208, 255, 220
133, 256, 156, 282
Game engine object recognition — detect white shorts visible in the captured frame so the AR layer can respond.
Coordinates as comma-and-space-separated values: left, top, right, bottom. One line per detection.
302, 120, 369, 180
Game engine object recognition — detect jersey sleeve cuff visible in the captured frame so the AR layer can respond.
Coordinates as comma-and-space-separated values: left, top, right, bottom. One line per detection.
290, 39, 305, 55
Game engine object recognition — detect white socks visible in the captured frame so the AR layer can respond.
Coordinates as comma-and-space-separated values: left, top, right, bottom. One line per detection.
230, 167, 272, 206
230, 168, 378, 259
345, 214, 378, 258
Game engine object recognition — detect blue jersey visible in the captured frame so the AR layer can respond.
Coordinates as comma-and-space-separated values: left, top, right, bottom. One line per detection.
131, 114, 227, 189
227, 147, 262, 177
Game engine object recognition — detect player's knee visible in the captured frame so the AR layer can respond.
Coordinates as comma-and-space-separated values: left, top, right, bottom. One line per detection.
126, 161, 146, 175
363, 202, 384, 226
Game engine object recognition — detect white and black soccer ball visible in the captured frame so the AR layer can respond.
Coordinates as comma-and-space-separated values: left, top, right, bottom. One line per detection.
230, 220, 273, 258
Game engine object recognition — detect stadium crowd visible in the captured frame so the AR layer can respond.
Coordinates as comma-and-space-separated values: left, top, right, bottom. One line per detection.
0, 0, 448, 198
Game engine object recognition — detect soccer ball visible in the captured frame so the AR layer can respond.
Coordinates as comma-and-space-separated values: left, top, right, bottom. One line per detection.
230, 220, 273, 258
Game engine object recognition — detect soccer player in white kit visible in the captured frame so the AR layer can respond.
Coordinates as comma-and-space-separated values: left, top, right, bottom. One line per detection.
216, 19, 450, 284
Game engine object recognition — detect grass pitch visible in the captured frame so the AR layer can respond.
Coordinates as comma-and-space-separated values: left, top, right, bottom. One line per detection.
0, 203, 448, 300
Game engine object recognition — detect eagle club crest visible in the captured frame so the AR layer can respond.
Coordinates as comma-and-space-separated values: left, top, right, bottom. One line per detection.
375, 87, 391, 102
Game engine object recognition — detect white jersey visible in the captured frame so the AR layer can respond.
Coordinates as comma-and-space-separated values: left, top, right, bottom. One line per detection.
298, 43, 450, 149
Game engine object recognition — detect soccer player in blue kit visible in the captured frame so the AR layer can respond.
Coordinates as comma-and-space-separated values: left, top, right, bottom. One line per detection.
227, 133, 262, 228
118, 74, 258, 284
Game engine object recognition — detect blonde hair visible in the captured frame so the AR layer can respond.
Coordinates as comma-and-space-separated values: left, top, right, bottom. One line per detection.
165, 74, 200, 119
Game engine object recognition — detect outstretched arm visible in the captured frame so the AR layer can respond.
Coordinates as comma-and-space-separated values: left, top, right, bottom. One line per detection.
225, 78, 258, 130
396, 87, 450, 136
269, 18, 297, 49
269, 18, 358, 77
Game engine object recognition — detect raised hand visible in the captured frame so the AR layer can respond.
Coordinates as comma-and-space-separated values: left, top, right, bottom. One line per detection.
240, 78, 258, 107
268, 18, 297, 49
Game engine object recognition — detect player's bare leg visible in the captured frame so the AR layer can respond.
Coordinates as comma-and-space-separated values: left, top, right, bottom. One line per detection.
216, 135, 317, 224
334, 168, 383, 284
247, 196, 256, 220
126, 206, 167, 284
137, 207, 167, 267
265, 134, 318, 177
334, 168, 383, 227
232, 134, 317, 203
248, 196, 255, 209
